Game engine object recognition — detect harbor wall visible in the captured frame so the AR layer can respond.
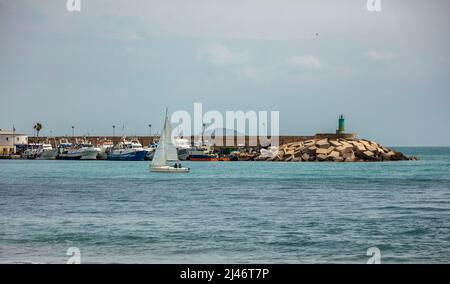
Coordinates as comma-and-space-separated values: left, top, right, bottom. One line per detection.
28, 134, 355, 148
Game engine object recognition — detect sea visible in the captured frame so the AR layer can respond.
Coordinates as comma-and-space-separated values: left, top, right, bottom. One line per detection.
1, 147, 449, 263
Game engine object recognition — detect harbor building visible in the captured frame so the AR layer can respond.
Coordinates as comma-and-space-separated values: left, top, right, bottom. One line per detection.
0, 129, 28, 155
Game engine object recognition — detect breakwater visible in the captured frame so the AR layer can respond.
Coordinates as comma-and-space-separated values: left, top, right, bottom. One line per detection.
256, 138, 415, 162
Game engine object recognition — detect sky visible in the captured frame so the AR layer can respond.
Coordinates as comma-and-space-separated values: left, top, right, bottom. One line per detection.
1, 0, 450, 146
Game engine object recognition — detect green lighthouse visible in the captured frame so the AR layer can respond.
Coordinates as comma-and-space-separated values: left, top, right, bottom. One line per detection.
337, 114, 345, 134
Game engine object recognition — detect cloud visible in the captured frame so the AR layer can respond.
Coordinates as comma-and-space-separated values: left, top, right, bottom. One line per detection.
200, 43, 247, 66
365, 51, 398, 62
285, 55, 323, 71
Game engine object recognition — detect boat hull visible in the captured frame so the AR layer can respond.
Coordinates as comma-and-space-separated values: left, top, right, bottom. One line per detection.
58, 154, 82, 160
150, 166, 190, 173
189, 156, 219, 161
37, 149, 59, 160
107, 150, 148, 161
80, 149, 100, 160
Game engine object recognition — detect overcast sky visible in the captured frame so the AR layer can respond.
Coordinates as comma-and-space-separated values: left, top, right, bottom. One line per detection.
1, 0, 449, 145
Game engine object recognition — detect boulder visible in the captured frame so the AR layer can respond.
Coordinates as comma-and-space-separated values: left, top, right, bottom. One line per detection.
335, 145, 353, 155
379, 151, 395, 161
294, 147, 304, 157
360, 151, 375, 159
391, 152, 409, 161
316, 139, 330, 149
365, 144, 377, 152
301, 153, 310, 161
353, 143, 366, 153
334, 157, 344, 162
285, 150, 295, 157
328, 151, 340, 159
316, 147, 333, 155
342, 152, 355, 159
344, 156, 356, 162
341, 141, 352, 147
382, 146, 391, 153
277, 150, 285, 160
317, 154, 328, 161
329, 140, 342, 147
284, 155, 293, 161
305, 146, 317, 155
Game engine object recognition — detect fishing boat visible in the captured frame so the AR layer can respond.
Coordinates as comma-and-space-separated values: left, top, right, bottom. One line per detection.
97, 140, 114, 160
37, 144, 59, 160
150, 109, 190, 173
145, 142, 159, 161
182, 146, 220, 161
189, 151, 219, 161
58, 142, 100, 160
107, 139, 148, 161
22, 143, 58, 160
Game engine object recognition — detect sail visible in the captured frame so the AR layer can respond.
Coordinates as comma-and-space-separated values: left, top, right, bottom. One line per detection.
151, 110, 178, 167
151, 117, 168, 167
165, 117, 179, 161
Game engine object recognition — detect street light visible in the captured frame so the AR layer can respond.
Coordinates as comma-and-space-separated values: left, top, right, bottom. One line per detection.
202, 123, 206, 146
148, 124, 152, 137
112, 125, 116, 137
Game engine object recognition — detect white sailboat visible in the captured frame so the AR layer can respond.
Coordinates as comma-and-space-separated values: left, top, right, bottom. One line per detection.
150, 109, 190, 173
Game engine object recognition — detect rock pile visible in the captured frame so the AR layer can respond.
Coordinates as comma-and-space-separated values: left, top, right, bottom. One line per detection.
256, 138, 413, 162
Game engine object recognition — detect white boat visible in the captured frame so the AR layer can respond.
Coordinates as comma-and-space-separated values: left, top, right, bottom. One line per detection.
22, 143, 58, 160
150, 109, 190, 173
145, 142, 158, 161
79, 143, 101, 160
37, 144, 59, 160
58, 143, 100, 160
97, 141, 114, 160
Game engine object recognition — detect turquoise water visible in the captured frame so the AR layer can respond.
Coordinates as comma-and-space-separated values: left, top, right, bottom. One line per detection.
1, 147, 449, 263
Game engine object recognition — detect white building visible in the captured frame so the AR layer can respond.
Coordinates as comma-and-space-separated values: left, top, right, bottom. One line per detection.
0, 129, 28, 155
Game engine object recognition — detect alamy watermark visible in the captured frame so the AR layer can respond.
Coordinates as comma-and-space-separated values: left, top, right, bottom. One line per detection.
66, 247, 81, 264
367, 0, 382, 12
367, 247, 381, 264
66, 0, 81, 12
170, 103, 279, 147
66, 1, 380, 13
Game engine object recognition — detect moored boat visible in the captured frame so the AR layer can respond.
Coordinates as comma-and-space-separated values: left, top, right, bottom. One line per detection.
107, 139, 148, 161
37, 144, 58, 160
97, 140, 114, 160
22, 143, 58, 160
57, 142, 100, 160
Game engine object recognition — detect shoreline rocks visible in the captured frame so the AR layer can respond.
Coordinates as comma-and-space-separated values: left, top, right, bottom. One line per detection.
255, 138, 415, 162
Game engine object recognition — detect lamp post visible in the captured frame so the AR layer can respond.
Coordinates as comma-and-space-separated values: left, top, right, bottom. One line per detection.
148, 124, 152, 144
202, 123, 206, 147
71, 126, 75, 142
112, 125, 116, 137
12, 124, 15, 155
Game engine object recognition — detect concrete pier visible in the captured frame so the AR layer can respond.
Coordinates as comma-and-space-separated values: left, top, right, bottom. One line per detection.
28, 134, 356, 148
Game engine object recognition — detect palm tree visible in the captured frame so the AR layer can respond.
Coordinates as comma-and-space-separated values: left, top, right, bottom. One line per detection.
33, 123, 43, 142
